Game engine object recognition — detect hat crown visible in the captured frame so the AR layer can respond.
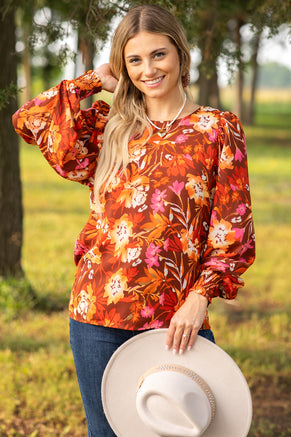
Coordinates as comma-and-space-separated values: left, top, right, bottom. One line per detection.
136, 364, 216, 437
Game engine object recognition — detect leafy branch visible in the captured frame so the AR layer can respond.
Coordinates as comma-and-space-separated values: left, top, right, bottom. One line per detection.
0, 82, 22, 110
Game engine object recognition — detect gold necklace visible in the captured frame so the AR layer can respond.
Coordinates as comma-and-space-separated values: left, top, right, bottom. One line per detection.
146, 93, 187, 138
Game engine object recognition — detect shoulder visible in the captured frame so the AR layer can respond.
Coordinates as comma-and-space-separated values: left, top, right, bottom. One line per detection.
195, 106, 243, 137
196, 106, 241, 124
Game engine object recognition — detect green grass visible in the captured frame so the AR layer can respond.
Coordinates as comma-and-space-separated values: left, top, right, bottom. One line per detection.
0, 93, 290, 436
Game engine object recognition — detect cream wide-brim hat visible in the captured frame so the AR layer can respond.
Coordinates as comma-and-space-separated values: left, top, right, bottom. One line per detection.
101, 329, 252, 437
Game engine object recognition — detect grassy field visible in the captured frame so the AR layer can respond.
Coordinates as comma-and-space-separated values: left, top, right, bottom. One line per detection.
0, 89, 290, 436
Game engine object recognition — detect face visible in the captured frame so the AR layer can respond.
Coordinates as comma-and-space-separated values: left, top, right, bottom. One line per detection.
124, 31, 181, 102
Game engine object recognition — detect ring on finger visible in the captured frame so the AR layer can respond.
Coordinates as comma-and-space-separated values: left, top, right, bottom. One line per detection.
182, 333, 189, 339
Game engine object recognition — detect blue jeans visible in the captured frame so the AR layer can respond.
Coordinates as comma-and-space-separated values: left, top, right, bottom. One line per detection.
69, 319, 215, 437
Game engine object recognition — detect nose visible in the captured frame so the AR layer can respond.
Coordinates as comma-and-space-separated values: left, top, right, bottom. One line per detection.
144, 59, 156, 77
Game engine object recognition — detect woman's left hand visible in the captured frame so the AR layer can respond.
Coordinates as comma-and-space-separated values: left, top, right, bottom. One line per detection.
165, 292, 208, 354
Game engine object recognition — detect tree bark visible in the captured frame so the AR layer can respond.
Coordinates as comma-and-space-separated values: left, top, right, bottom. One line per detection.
79, 33, 95, 108
197, 6, 221, 109
247, 32, 261, 125
198, 65, 221, 108
0, 8, 23, 276
22, 20, 32, 102
234, 18, 245, 121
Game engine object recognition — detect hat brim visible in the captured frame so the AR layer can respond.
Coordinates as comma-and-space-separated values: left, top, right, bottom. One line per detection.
102, 329, 252, 437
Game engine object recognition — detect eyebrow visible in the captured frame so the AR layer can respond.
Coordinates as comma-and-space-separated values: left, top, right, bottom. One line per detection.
125, 47, 168, 59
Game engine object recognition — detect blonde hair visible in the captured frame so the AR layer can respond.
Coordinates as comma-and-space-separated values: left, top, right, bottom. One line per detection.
93, 4, 191, 208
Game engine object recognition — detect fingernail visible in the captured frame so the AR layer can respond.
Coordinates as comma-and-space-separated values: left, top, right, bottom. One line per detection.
172, 348, 177, 355
179, 348, 184, 355
165, 345, 169, 351
187, 345, 192, 351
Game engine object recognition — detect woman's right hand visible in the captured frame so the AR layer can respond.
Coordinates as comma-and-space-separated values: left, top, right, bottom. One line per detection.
95, 64, 118, 93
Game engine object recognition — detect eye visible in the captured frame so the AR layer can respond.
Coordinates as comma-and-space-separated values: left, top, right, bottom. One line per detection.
128, 57, 140, 64
154, 51, 166, 59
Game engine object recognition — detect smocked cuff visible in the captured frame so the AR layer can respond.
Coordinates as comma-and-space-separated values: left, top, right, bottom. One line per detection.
69, 70, 102, 100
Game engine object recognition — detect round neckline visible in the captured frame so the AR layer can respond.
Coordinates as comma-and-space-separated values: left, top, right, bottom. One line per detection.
149, 105, 202, 125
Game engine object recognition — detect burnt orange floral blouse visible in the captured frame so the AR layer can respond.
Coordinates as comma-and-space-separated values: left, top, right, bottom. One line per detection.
13, 70, 255, 331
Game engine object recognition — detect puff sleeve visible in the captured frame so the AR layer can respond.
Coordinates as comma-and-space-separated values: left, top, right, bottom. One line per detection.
190, 112, 255, 302
12, 70, 110, 185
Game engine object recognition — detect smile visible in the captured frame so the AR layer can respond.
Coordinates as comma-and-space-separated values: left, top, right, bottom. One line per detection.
142, 76, 165, 86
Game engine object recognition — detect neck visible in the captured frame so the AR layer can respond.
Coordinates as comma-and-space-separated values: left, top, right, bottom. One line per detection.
145, 89, 185, 121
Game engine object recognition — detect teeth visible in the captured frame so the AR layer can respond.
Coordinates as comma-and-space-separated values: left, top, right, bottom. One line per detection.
144, 77, 162, 85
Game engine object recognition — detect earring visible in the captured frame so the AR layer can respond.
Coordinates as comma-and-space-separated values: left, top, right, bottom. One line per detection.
182, 73, 190, 88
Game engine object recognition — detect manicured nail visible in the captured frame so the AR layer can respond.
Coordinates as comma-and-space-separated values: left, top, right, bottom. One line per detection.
187, 345, 192, 351
172, 348, 177, 355
165, 344, 169, 351
179, 348, 184, 355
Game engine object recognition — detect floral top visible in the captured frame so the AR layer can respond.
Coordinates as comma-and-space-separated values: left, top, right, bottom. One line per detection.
12, 70, 255, 331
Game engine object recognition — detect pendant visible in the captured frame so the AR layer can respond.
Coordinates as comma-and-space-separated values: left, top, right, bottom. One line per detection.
158, 129, 167, 138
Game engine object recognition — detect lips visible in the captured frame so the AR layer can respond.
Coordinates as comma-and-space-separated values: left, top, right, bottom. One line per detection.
142, 76, 165, 87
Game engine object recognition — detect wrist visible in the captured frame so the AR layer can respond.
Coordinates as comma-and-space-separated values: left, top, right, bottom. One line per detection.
188, 289, 211, 304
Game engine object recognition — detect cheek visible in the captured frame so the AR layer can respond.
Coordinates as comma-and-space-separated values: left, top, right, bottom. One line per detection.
125, 66, 137, 83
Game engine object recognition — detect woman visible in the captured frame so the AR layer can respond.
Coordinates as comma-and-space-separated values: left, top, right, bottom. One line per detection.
13, 4, 255, 437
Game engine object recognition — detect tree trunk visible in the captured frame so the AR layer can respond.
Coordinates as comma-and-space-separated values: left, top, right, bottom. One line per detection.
198, 65, 221, 108
234, 18, 245, 121
0, 9, 23, 277
197, 6, 221, 109
79, 34, 95, 108
247, 32, 261, 125
22, 20, 32, 102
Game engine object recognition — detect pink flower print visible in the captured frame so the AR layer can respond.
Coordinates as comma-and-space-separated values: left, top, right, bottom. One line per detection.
151, 189, 167, 214
159, 293, 165, 305
176, 134, 188, 144
208, 128, 218, 142
163, 238, 170, 252
141, 306, 155, 318
55, 164, 69, 178
179, 117, 191, 126
234, 227, 244, 241
235, 148, 244, 162
145, 243, 161, 268
236, 203, 246, 215
75, 157, 90, 170
204, 259, 227, 272
169, 180, 184, 196
140, 320, 164, 330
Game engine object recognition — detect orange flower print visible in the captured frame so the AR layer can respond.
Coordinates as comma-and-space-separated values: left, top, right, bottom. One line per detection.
110, 214, 133, 261
209, 218, 236, 249
126, 246, 142, 264
220, 145, 234, 170
103, 268, 128, 304
129, 146, 147, 163
85, 247, 102, 264
117, 173, 149, 209
46, 120, 62, 153
25, 115, 46, 139
107, 174, 122, 192
74, 285, 97, 321
103, 308, 123, 327
191, 112, 218, 134
37, 89, 58, 100
180, 229, 199, 261
185, 174, 209, 206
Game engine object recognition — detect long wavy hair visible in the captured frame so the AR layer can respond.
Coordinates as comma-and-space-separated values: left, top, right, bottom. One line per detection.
93, 4, 191, 208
